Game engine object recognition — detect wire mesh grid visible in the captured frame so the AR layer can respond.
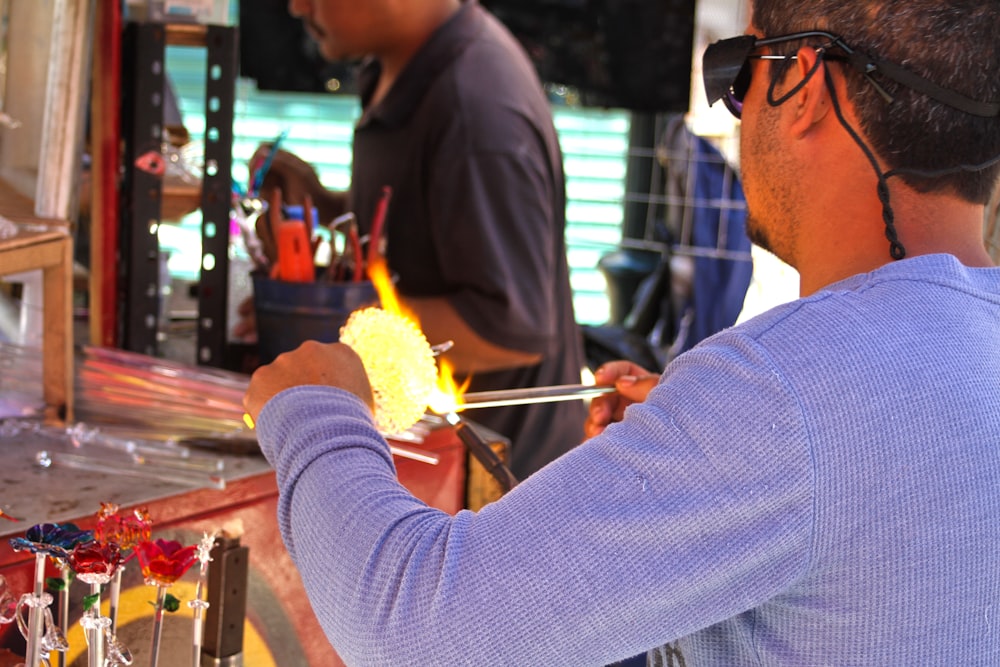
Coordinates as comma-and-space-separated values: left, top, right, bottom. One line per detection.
620, 114, 751, 263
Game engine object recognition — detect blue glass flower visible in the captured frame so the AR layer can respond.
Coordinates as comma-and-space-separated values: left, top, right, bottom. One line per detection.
9, 522, 94, 560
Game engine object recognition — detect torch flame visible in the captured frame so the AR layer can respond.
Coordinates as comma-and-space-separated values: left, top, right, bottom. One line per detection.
368, 256, 417, 323
428, 357, 470, 415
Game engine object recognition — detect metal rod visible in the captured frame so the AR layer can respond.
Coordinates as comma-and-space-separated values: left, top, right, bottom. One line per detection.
389, 442, 439, 465
456, 384, 615, 410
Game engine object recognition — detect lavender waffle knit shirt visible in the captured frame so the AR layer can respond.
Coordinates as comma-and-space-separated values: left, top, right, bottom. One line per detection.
257, 253, 1000, 665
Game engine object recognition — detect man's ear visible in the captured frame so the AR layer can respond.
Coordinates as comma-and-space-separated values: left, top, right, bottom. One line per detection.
789, 45, 831, 137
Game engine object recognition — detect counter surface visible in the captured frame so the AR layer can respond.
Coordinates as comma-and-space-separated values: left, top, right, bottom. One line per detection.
0, 428, 273, 537
0, 419, 472, 666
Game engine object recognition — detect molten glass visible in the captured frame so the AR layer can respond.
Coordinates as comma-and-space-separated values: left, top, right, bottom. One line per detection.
339, 307, 438, 434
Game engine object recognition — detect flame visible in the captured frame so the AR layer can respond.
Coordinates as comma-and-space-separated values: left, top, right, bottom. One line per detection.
368, 256, 417, 322
428, 357, 470, 415
367, 256, 469, 414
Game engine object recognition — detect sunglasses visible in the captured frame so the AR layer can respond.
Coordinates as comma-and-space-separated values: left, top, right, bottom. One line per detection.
702, 31, 845, 119
703, 30, 1000, 120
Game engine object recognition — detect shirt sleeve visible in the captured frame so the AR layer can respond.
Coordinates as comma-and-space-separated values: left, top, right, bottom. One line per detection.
425, 110, 563, 353
256, 331, 815, 665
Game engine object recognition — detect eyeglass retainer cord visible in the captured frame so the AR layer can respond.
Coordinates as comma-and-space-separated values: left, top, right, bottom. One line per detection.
763, 46, 1000, 260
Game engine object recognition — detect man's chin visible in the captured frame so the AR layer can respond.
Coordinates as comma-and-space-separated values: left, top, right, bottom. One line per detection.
318, 43, 360, 64
746, 218, 772, 255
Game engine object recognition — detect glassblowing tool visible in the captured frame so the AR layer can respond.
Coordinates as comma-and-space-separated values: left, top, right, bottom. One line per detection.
443, 411, 517, 493
456, 384, 616, 410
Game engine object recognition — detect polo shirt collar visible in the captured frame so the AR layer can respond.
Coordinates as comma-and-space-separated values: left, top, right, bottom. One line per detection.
357, 0, 484, 128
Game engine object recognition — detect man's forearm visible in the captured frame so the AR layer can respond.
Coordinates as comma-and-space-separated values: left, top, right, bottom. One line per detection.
402, 296, 542, 374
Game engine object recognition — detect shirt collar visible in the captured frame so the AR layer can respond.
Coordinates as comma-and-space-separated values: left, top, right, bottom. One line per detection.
357, 0, 484, 128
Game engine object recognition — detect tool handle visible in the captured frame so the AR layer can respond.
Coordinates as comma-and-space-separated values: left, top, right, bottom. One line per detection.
366, 186, 392, 278
273, 221, 315, 282
450, 416, 518, 493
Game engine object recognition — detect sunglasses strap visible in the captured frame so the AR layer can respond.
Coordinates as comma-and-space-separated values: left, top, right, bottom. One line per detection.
844, 51, 1000, 118
765, 49, 826, 110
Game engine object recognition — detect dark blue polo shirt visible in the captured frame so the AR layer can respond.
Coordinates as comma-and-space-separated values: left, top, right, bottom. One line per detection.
348, 0, 586, 478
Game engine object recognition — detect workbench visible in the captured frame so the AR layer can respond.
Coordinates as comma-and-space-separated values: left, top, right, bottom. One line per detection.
0, 418, 501, 666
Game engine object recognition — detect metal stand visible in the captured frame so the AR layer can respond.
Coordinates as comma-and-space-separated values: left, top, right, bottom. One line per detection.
120, 22, 167, 356
196, 25, 238, 368
201, 535, 248, 666
119, 22, 237, 366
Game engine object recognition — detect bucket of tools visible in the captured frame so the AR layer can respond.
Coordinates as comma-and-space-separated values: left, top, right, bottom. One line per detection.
252, 273, 380, 365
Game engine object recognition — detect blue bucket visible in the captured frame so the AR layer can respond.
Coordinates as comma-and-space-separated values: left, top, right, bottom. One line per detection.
252, 274, 380, 364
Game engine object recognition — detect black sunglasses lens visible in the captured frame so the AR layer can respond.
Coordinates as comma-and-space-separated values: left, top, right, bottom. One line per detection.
723, 91, 744, 118
703, 35, 757, 119
724, 63, 752, 118
731, 62, 751, 102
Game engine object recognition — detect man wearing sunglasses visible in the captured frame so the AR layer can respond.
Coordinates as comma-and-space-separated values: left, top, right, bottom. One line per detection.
244, 0, 1000, 664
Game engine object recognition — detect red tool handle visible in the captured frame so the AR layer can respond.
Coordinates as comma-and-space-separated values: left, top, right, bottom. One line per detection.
366, 185, 392, 279
349, 224, 364, 282
273, 221, 315, 282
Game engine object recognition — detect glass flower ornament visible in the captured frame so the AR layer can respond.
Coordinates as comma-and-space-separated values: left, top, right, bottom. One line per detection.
68, 540, 123, 586
136, 539, 199, 667
9, 522, 93, 560
9, 522, 92, 667
84, 503, 150, 667
134, 539, 199, 587
95, 503, 152, 553
94, 502, 152, 637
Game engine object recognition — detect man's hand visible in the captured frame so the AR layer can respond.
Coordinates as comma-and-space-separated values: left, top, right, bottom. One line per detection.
231, 295, 257, 342
250, 145, 347, 224
584, 361, 660, 438
243, 341, 375, 423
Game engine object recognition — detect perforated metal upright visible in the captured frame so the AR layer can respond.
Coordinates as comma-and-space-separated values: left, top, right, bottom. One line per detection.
119, 22, 237, 367
120, 21, 166, 357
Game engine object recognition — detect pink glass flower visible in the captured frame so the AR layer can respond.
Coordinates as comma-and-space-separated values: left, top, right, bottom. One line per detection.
68, 540, 123, 585
134, 539, 198, 587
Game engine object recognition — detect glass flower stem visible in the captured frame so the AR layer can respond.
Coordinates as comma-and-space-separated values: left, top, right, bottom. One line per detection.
109, 566, 122, 634
87, 583, 105, 667
189, 532, 215, 667
189, 563, 210, 667
148, 586, 167, 667
57, 563, 70, 667
24, 553, 46, 667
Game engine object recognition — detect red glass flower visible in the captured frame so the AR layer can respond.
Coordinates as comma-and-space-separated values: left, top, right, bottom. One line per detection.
134, 539, 198, 587
68, 540, 123, 585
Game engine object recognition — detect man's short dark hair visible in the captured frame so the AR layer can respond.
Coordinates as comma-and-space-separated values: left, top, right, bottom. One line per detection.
752, 0, 1000, 204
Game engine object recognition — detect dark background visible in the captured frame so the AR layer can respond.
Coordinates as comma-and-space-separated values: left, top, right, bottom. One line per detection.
238, 0, 697, 113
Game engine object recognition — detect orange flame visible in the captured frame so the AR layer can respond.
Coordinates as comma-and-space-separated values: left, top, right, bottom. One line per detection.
367, 256, 469, 413
368, 256, 416, 321
428, 357, 471, 414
